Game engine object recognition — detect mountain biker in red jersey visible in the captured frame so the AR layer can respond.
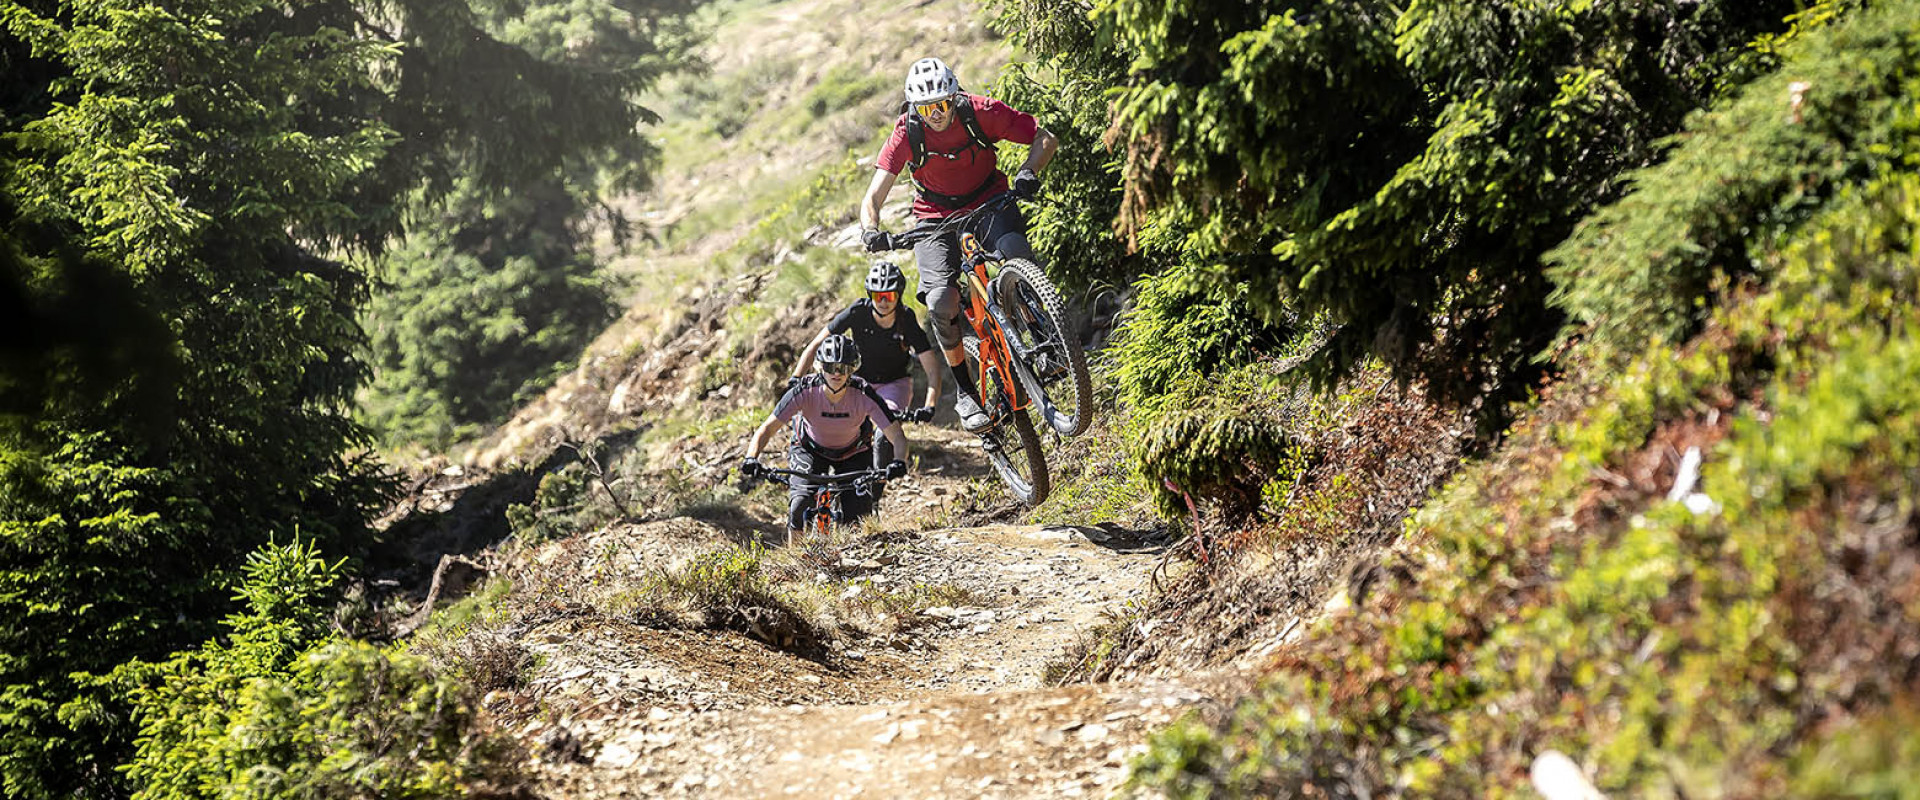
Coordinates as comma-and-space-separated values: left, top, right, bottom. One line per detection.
789, 260, 942, 465
742, 335, 908, 543
858, 56, 1058, 432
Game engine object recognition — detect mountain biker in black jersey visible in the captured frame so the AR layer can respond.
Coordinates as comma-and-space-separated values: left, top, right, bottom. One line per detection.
789, 261, 942, 464
858, 56, 1058, 432
742, 335, 908, 542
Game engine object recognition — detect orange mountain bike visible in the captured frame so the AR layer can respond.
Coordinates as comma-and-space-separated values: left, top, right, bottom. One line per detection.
891, 192, 1094, 505
758, 467, 884, 544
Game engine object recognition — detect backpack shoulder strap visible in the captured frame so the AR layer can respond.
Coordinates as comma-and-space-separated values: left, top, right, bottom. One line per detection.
905, 115, 929, 171
955, 95, 992, 152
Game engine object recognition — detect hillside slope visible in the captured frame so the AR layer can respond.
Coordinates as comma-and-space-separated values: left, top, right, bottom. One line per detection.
389, 0, 1293, 796
400, 3, 1920, 799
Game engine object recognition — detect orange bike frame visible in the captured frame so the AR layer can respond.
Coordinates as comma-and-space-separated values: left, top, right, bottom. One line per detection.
956, 232, 1028, 412
812, 488, 833, 538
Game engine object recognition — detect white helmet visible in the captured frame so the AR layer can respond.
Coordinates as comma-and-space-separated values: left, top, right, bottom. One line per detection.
904, 57, 960, 104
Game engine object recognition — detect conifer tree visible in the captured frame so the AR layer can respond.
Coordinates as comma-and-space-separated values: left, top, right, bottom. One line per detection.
0, 0, 689, 793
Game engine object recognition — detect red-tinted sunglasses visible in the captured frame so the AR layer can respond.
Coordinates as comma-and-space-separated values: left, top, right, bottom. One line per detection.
870, 290, 900, 304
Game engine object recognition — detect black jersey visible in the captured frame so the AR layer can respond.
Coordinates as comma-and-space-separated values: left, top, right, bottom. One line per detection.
827, 300, 932, 384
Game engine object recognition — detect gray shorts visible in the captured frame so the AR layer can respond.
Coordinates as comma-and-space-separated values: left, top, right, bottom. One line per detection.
912, 201, 1035, 349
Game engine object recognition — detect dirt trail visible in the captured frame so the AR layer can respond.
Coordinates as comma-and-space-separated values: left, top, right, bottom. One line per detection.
510, 517, 1250, 799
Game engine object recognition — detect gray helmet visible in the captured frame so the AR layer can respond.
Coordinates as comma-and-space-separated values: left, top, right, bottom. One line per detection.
865, 261, 907, 293
816, 334, 861, 371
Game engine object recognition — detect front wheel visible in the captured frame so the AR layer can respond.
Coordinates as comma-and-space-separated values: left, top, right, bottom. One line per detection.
997, 259, 1094, 437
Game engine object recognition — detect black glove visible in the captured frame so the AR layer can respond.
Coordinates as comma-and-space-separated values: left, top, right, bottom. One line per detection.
862, 229, 893, 253
884, 459, 908, 480
1012, 168, 1041, 198
910, 406, 936, 423
739, 457, 764, 478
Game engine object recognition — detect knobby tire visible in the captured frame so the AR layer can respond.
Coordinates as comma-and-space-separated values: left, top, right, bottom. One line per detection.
965, 336, 1050, 505
997, 259, 1093, 437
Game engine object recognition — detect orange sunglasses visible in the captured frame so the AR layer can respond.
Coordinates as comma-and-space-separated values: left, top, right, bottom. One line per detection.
914, 97, 954, 118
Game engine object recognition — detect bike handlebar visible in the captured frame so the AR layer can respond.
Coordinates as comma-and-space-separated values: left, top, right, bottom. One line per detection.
886, 191, 1028, 250
760, 468, 886, 494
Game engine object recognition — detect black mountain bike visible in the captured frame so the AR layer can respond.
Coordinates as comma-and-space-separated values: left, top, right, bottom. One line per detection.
890, 192, 1095, 505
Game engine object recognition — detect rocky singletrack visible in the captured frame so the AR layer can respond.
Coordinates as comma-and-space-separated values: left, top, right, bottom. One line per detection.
500, 516, 1250, 799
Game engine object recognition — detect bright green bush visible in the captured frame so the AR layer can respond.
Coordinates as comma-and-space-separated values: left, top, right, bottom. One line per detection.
1107, 262, 1299, 419
987, 0, 1146, 295
1126, 369, 1308, 523
123, 540, 510, 800
1104, 263, 1316, 521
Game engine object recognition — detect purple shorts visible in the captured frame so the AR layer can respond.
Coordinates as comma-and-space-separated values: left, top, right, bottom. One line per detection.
872, 376, 914, 414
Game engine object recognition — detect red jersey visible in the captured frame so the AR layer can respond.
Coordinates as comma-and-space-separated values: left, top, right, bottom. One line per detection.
875, 94, 1039, 219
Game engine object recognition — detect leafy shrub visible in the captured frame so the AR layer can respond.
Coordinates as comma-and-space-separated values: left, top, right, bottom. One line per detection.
123, 540, 516, 799
130, 641, 515, 800
1128, 375, 1305, 524
985, 2, 1146, 295
506, 460, 606, 544
1107, 262, 1299, 419
1106, 263, 1317, 522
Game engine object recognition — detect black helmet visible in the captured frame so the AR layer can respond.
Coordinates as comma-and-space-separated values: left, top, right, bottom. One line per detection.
817, 334, 861, 371
866, 261, 907, 293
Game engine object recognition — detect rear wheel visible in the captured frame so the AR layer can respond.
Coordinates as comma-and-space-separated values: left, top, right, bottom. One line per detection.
985, 406, 1048, 506
967, 338, 1049, 505
997, 259, 1093, 436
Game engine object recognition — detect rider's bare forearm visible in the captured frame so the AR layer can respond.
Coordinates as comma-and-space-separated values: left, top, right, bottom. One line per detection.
883, 423, 909, 465
1020, 127, 1059, 174
917, 350, 944, 406
861, 169, 896, 231
746, 418, 780, 460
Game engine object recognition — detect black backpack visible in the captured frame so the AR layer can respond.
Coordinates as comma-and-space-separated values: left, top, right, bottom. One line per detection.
904, 94, 999, 210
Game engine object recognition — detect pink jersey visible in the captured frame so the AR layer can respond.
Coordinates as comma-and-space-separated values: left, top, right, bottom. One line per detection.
772, 377, 894, 455
875, 94, 1039, 219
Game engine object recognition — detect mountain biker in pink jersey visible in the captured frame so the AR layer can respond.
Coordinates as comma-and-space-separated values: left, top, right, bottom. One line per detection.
790, 261, 942, 465
858, 56, 1058, 432
742, 335, 908, 542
